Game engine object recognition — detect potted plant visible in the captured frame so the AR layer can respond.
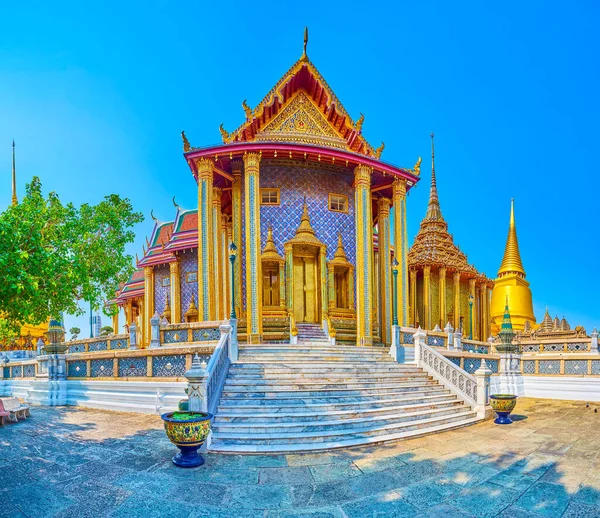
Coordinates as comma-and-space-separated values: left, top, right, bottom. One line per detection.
160, 410, 213, 467
489, 394, 518, 424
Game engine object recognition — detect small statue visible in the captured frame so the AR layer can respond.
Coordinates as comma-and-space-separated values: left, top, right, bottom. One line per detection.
242, 99, 252, 119
355, 113, 364, 132
413, 156, 422, 176
374, 142, 385, 159
181, 131, 191, 152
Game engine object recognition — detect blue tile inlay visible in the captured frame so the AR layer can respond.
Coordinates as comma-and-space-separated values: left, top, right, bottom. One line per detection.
23, 364, 36, 377
91, 359, 114, 377
192, 328, 220, 342
10, 365, 23, 378
163, 329, 189, 344
110, 338, 128, 350
88, 341, 108, 352
118, 357, 147, 377
152, 355, 187, 377
68, 361, 87, 378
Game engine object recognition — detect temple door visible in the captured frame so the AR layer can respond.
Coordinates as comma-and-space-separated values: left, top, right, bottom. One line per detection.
293, 255, 318, 323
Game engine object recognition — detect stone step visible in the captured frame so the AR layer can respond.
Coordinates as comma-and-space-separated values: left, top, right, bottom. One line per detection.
238, 355, 395, 363
212, 404, 469, 434
229, 365, 420, 374
215, 398, 462, 422
238, 346, 385, 354
224, 372, 431, 384
218, 387, 450, 407
218, 392, 455, 413
221, 379, 437, 394
221, 384, 440, 399
211, 411, 478, 449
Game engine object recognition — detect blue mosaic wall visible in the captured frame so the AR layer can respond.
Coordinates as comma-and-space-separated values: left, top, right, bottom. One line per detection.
110, 338, 128, 350
180, 251, 198, 318
118, 357, 147, 377
88, 340, 108, 352
10, 365, 23, 378
154, 263, 170, 317
259, 162, 356, 265
152, 355, 187, 377
23, 364, 36, 377
68, 361, 87, 377
91, 359, 114, 377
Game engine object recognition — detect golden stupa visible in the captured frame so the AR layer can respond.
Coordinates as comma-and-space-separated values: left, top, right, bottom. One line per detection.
490, 199, 536, 333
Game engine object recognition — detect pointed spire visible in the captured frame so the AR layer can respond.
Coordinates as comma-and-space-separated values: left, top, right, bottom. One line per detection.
301, 27, 309, 62
295, 198, 316, 236
334, 233, 347, 260
498, 296, 515, 347
11, 140, 17, 206
424, 132, 443, 221
498, 199, 525, 277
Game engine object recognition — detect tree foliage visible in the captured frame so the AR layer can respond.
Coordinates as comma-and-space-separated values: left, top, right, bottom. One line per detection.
0, 177, 143, 338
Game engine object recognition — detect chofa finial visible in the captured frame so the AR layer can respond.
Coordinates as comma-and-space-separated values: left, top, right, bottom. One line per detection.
181, 131, 191, 152
301, 27, 309, 61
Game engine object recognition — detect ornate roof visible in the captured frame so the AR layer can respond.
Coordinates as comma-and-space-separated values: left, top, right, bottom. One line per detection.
497, 199, 525, 277
261, 227, 284, 263
408, 135, 491, 282
217, 29, 379, 158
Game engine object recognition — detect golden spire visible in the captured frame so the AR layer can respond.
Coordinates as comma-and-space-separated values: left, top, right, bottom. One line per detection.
334, 233, 347, 260
424, 132, 443, 221
301, 27, 309, 62
261, 226, 283, 262
498, 198, 525, 277
11, 140, 17, 206
295, 198, 316, 236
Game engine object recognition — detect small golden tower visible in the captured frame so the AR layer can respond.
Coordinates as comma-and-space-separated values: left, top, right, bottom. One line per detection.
490, 199, 536, 334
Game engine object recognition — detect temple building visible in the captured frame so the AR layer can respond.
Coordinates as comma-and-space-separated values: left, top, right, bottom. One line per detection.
0, 141, 48, 351
114, 29, 421, 346
407, 135, 494, 340
490, 199, 536, 334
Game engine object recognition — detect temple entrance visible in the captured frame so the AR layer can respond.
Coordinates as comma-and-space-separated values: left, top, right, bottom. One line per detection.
293, 253, 318, 323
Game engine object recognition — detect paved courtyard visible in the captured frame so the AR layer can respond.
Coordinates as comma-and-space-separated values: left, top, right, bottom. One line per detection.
2, 398, 600, 517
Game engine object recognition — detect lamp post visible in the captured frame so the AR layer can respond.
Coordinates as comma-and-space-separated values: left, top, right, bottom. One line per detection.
392, 258, 399, 326
468, 294, 474, 340
229, 242, 237, 319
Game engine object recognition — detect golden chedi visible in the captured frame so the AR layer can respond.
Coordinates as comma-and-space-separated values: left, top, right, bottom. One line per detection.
490, 199, 536, 334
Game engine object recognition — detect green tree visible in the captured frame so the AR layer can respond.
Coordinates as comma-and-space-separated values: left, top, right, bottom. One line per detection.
0, 177, 143, 340
100, 326, 114, 336
69, 327, 81, 341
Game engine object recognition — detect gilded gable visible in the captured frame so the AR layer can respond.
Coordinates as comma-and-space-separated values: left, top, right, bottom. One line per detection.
256, 92, 348, 150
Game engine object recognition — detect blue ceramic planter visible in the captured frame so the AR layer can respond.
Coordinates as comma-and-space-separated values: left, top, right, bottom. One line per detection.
490, 394, 518, 425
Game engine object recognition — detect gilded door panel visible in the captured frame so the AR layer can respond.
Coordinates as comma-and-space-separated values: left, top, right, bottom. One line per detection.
293, 257, 305, 322
304, 256, 317, 323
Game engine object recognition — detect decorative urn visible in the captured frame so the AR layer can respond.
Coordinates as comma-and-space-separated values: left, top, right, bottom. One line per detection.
160, 411, 213, 468
489, 394, 518, 424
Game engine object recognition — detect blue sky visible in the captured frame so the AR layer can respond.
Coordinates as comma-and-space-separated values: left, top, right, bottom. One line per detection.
1, 1, 598, 334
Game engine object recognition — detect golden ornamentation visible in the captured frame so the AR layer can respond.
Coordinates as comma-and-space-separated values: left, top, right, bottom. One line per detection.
301, 26, 309, 62
242, 99, 252, 118
195, 158, 214, 179
261, 227, 284, 263
355, 113, 364, 132
374, 142, 385, 159
184, 296, 199, 323
181, 131, 191, 152
413, 157, 422, 176
219, 124, 233, 144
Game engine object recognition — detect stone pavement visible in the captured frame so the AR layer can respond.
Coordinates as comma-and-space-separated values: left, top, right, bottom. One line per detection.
2, 398, 600, 517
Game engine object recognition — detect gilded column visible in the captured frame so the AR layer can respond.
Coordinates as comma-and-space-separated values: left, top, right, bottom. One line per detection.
327, 265, 335, 310
453, 272, 461, 331
354, 164, 374, 346
439, 267, 447, 327
320, 248, 328, 322
468, 278, 476, 339
393, 178, 408, 326
112, 312, 119, 334
196, 158, 215, 321
212, 187, 224, 320
231, 159, 243, 317
423, 265, 431, 330
285, 244, 293, 310
243, 152, 263, 343
378, 198, 392, 344
139, 298, 145, 346
480, 282, 488, 339
143, 266, 154, 345
170, 260, 181, 323
279, 261, 286, 309
409, 269, 417, 326
224, 218, 232, 317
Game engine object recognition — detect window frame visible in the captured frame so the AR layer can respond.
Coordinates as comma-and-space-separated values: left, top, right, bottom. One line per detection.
185, 271, 197, 283
260, 188, 281, 206
161, 277, 171, 287
328, 193, 349, 214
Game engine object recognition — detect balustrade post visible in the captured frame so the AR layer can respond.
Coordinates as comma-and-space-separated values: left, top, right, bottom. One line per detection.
591, 328, 598, 354
454, 330, 463, 351
444, 322, 454, 350
185, 354, 208, 413
474, 359, 493, 419
229, 318, 239, 362
149, 313, 161, 349
390, 325, 403, 362
36, 338, 44, 357
129, 323, 138, 350
413, 327, 426, 366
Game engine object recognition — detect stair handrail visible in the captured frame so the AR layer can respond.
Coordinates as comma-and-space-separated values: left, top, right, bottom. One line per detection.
324, 314, 336, 344
289, 311, 298, 344
413, 327, 491, 419
205, 323, 232, 415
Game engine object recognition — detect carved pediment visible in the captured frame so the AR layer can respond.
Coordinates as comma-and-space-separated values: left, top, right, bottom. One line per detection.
256, 92, 348, 150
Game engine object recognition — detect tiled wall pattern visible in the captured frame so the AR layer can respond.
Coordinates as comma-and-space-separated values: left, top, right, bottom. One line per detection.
180, 251, 198, 317
154, 263, 170, 317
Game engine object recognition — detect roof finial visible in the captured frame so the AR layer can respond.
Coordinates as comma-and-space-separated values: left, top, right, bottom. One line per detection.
497, 198, 525, 277
430, 132, 435, 176
301, 27, 309, 61
424, 133, 443, 221
11, 140, 17, 206
151, 210, 158, 223
172, 196, 179, 209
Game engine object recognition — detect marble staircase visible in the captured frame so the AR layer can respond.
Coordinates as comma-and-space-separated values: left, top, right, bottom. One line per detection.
210, 344, 480, 453
296, 323, 329, 344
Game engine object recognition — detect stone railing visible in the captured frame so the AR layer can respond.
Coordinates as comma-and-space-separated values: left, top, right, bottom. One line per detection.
0, 359, 37, 379
63, 343, 214, 380
521, 354, 600, 376
205, 324, 233, 414
413, 328, 491, 418
442, 350, 500, 375
518, 338, 595, 354
65, 335, 130, 354
160, 322, 221, 345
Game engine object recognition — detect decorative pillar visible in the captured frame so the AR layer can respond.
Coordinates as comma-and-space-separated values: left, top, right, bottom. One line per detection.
231, 159, 243, 318
354, 164, 374, 346
212, 187, 224, 320
143, 266, 154, 345
169, 260, 181, 324
320, 247, 328, 322
393, 178, 409, 326
243, 152, 263, 343
285, 244, 293, 310
196, 158, 216, 321
591, 328, 598, 354
439, 267, 447, 329
378, 198, 392, 345
279, 260, 286, 310
469, 278, 477, 340
480, 282, 488, 341
453, 272, 461, 331
423, 265, 431, 330
224, 217, 232, 320
409, 269, 417, 326
112, 312, 119, 335
138, 297, 146, 346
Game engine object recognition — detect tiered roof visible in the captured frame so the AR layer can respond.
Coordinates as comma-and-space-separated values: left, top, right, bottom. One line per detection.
408, 135, 491, 284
